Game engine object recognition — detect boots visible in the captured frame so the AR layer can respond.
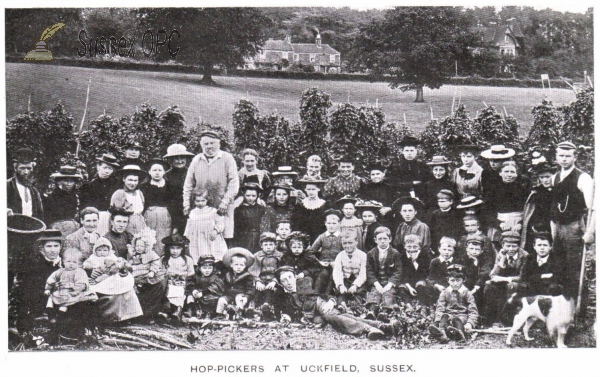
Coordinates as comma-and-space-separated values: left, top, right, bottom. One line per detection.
365, 304, 378, 320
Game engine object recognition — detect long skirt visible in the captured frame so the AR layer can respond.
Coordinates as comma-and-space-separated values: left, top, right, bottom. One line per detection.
127, 213, 147, 236
50, 220, 80, 237
144, 206, 172, 256
136, 279, 168, 316
97, 210, 111, 236
94, 290, 144, 322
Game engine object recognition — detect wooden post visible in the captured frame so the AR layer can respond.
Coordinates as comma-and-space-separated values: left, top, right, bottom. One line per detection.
75, 77, 92, 158
403, 113, 407, 126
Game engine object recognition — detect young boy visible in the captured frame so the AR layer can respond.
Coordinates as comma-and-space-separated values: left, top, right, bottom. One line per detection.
249, 232, 284, 316
185, 256, 225, 319
280, 231, 322, 291
456, 215, 496, 261
356, 201, 383, 252
311, 209, 343, 294
483, 231, 528, 327
392, 197, 431, 255
518, 232, 563, 296
216, 248, 256, 319
398, 234, 432, 303
429, 264, 478, 343
423, 237, 460, 305
428, 190, 463, 250
338, 196, 364, 250
332, 234, 367, 311
275, 219, 292, 253
387, 135, 432, 199
462, 234, 493, 312
365, 227, 402, 321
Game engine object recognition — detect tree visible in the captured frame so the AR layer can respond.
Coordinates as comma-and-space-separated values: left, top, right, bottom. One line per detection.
137, 8, 272, 85
523, 98, 561, 162
352, 7, 480, 102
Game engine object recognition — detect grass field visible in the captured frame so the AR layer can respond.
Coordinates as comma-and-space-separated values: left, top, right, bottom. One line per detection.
6, 63, 577, 134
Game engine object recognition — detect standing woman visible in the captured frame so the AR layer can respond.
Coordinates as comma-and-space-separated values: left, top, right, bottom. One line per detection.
238, 148, 272, 195
143, 158, 177, 255
451, 145, 483, 199
291, 178, 329, 242
111, 165, 149, 236
43, 166, 83, 237
417, 156, 456, 219
163, 144, 195, 235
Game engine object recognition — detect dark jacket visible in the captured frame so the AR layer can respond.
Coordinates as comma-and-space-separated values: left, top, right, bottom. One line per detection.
463, 255, 493, 289
7, 177, 44, 220
223, 270, 255, 299
280, 251, 323, 280
80, 175, 121, 211
399, 249, 432, 287
519, 253, 563, 289
365, 247, 403, 287
43, 189, 79, 224
427, 256, 463, 288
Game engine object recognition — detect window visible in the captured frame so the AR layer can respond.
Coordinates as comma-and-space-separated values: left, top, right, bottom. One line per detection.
329, 54, 336, 63
310, 53, 315, 62
282, 52, 288, 60
294, 54, 299, 61
505, 35, 509, 43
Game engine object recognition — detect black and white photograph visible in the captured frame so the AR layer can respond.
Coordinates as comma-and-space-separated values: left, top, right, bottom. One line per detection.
2, 1, 597, 375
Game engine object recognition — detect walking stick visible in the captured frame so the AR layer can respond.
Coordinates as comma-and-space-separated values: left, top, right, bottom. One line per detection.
75, 77, 92, 159
575, 209, 593, 316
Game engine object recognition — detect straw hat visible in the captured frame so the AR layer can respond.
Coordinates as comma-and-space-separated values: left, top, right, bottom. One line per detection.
163, 144, 194, 159
222, 247, 255, 268
50, 165, 83, 180
480, 145, 515, 160
426, 156, 452, 166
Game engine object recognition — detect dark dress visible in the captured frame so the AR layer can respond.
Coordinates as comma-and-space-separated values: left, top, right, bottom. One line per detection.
142, 180, 178, 254
362, 221, 383, 253
164, 167, 189, 233
485, 178, 531, 224
104, 229, 135, 259
416, 177, 457, 220
387, 159, 433, 198
80, 175, 121, 211
42, 189, 79, 225
291, 199, 329, 243
233, 203, 271, 253
428, 208, 464, 252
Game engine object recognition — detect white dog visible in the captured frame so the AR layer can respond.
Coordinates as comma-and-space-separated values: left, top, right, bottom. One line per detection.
506, 293, 575, 348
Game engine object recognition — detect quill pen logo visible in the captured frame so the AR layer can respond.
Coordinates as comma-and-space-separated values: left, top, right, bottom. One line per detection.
24, 22, 65, 61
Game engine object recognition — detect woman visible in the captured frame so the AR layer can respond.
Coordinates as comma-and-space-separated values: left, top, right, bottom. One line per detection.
142, 158, 177, 255
417, 156, 457, 219
111, 165, 149, 236
291, 178, 329, 242
43, 166, 83, 237
451, 145, 483, 199
238, 148, 272, 195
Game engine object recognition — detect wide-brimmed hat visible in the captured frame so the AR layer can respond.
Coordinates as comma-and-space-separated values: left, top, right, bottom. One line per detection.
96, 153, 120, 168
241, 182, 264, 194
456, 196, 483, 209
161, 233, 190, 247
50, 165, 83, 180
107, 205, 134, 217
336, 195, 358, 208
163, 144, 195, 159
272, 166, 299, 178
366, 162, 387, 173
528, 153, 556, 174
355, 200, 383, 214
118, 165, 150, 180
296, 177, 327, 188
125, 140, 143, 150
399, 135, 420, 148
271, 183, 294, 192
37, 229, 64, 243
146, 158, 170, 171
426, 156, 452, 166
12, 148, 37, 163
480, 145, 515, 160
222, 247, 255, 268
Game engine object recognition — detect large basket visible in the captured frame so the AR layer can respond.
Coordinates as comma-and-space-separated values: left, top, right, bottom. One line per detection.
7, 214, 46, 272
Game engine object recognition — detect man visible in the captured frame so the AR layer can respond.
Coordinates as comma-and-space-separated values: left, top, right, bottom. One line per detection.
386, 136, 432, 198
79, 153, 121, 235
43, 165, 83, 236
323, 156, 363, 203
302, 155, 324, 180
7, 148, 44, 219
273, 266, 399, 340
183, 132, 240, 240
164, 143, 195, 234
550, 141, 594, 298
65, 207, 102, 260
103, 206, 134, 259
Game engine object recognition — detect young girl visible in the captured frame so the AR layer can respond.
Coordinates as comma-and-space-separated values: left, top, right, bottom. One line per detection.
356, 201, 383, 252
128, 229, 167, 321
418, 156, 457, 219
337, 196, 364, 250
45, 249, 97, 314
111, 165, 149, 235
143, 158, 177, 255
185, 255, 225, 318
185, 188, 228, 264
266, 184, 296, 225
160, 234, 195, 320
291, 178, 329, 242
280, 231, 322, 292
233, 183, 271, 253
83, 237, 119, 278
451, 145, 483, 199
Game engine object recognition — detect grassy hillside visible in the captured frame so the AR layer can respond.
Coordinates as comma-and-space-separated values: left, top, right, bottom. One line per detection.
6, 63, 576, 134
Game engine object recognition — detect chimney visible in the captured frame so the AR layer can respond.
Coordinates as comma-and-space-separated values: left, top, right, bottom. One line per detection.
285, 35, 291, 44
316, 33, 321, 48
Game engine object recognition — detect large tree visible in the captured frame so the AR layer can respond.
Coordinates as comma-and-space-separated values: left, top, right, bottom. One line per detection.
137, 8, 272, 85
352, 7, 480, 102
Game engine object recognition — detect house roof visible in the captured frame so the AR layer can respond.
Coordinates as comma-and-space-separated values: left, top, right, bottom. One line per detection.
263, 39, 294, 52
291, 43, 339, 55
473, 21, 524, 48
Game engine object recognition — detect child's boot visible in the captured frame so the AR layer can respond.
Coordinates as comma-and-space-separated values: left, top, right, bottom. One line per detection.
446, 326, 466, 342
365, 304, 378, 320
377, 308, 392, 323
428, 324, 449, 344
172, 306, 182, 321
183, 304, 195, 318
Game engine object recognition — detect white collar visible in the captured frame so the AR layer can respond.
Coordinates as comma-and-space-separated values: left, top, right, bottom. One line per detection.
559, 165, 575, 180
537, 255, 549, 263
201, 151, 223, 161
327, 230, 341, 237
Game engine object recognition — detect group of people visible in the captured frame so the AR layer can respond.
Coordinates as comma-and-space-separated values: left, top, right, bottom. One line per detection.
7, 131, 595, 344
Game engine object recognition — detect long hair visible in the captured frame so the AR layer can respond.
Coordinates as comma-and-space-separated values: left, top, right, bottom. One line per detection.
161, 244, 189, 270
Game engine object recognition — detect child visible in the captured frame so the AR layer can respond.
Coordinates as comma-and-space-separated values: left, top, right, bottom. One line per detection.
233, 183, 271, 253
483, 231, 528, 327
356, 201, 383, 253
185, 188, 228, 264
280, 231, 322, 291
392, 197, 431, 255
83, 237, 119, 278
424, 237, 460, 305
428, 190, 463, 250
518, 232, 563, 296
521, 155, 555, 251
185, 256, 225, 318
216, 248, 256, 319
127, 229, 167, 321
462, 234, 493, 312
275, 219, 292, 253
45, 249, 98, 315
160, 234, 195, 320
337, 196, 364, 250
358, 163, 394, 224
387, 135, 432, 199
249, 232, 284, 316
456, 215, 497, 261
417, 156, 456, 218
310, 209, 343, 294
267, 184, 296, 226
398, 234, 432, 304
450, 144, 483, 198
429, 264, 478, 343
143, 158, 177, 255
332, 234, 367, 311
365, 227, 402, 321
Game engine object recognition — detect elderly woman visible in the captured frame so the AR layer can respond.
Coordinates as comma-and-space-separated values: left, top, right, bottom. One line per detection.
110, 165, 149, 236
164, 144, 195, 234
485, 161, 531, 235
